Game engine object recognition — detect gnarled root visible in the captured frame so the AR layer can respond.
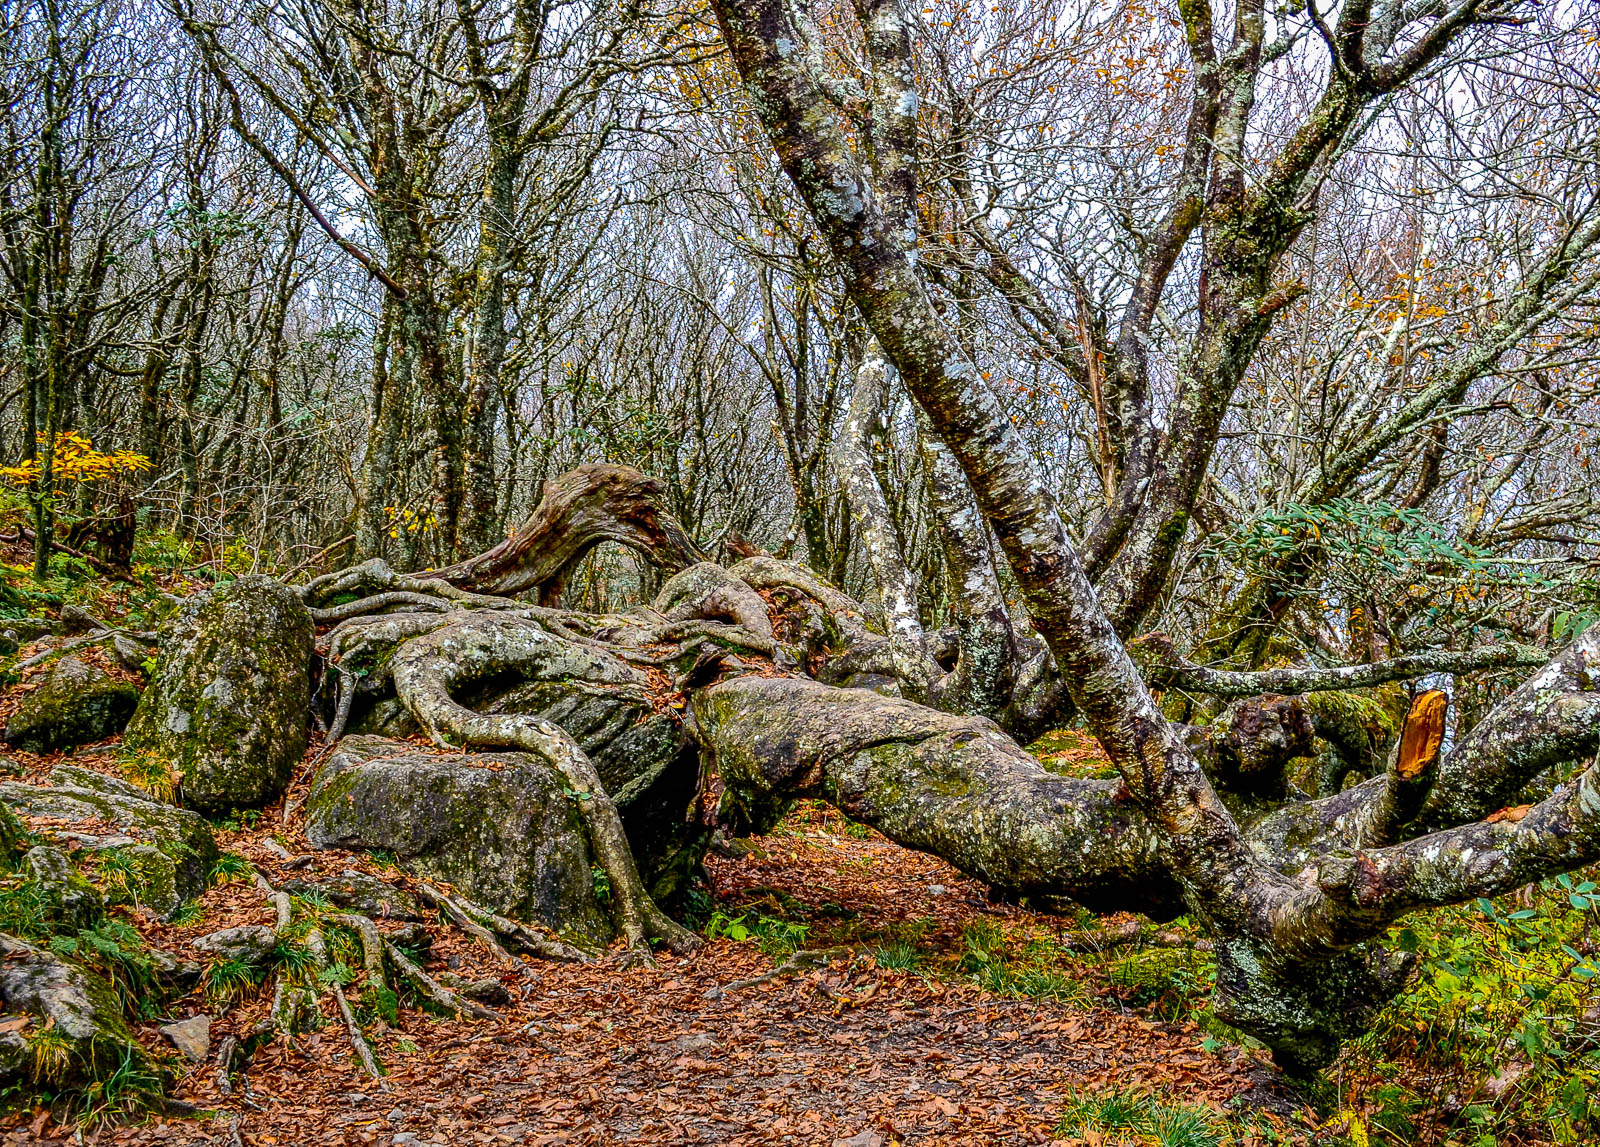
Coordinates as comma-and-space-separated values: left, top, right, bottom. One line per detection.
392, 615, 700, 957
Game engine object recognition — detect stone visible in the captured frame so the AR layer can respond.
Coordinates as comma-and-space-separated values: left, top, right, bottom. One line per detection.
2, 657, 140, 755
305, 735, 609, 944
384, 922, 431, 953
112, 634, 151, 673
58, 605, 101, 634
438, 974, 512, 1007
147, 946, 204, 993
2, 617, 59, 644
834, 1131, 886, 1147
123, 575, 312, 812
20, 845, 105, 930
48, 764, 158, 803
159, 1014, 211, 1061
0, 803, 22, 870
191, 925, 278, 966
478, 681, 704, 902
0, 932, 157, 1084
101, 844, 183, 919
0, 780, 217, 902
280, 870, 422, 920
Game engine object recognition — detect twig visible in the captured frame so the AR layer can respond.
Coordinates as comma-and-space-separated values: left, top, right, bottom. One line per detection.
280, 535, 355, 582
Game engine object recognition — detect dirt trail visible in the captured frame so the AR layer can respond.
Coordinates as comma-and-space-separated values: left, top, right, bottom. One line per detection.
2, 761, 1301, 1147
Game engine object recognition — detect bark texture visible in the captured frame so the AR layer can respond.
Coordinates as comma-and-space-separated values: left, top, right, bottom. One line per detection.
288, 463, 1600, 1075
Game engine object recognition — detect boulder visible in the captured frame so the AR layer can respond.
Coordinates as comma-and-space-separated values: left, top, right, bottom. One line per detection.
0, 780, 218, 903
19, 845, 105, 931
476, 682, 704, 903
0, 803, 22, 870
146, 946, 204, 993
98, 843, 183, 919
123, 575, 312, 812
2, 657, 139, 755
48, 763, 155, 802
305, 735, 610, 944
159, 1014, 210, 1062
0, 932, 157, 1085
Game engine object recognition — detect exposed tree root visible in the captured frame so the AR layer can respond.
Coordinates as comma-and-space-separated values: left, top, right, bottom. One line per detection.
392, 617, 699, 957
284, 463, 1600, 1073
703, 947, 852, 999
379, 933, 499, 1021
416, 883, 592, 965
306, 927, 387, 1086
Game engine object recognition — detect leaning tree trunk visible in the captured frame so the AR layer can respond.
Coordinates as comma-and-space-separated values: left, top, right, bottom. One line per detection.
296, 464, 1600, 1073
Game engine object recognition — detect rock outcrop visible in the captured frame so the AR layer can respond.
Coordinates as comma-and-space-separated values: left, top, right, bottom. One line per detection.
0, 777, 218, 908
0, 933, 158, 1087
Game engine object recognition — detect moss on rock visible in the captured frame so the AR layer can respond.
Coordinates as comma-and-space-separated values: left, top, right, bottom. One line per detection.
123, 576, 312, 813
2, 657, 139, 756
0, 780, 218, 902
304, 735, 611, 946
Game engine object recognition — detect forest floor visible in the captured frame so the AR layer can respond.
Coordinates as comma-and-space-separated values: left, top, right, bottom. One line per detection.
0, 729, 1317, 1147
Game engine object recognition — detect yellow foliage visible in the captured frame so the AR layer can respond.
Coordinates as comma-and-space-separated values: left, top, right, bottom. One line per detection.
0, 431, 151, 489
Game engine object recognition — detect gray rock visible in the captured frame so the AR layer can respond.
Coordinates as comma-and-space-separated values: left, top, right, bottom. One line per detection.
3, 656, 140, 755
281, 870, 422, 920
47, 764, 159, 803
112, 634, 151, 672
147, 946, 204, 993
58, 605, 102, 635
20, 845, 104, 930
479, 680, 704, 902
2, 617, 60, 643
0, 781, 217, 902
123, 576, 312, 812
384, 922, 431, 953
98, 843, 183, 919
438, 972, 513, 1007
347, 696, 419, 740
0, 932, 156, 1084
305, 735, 609, 944
191, 925, 278, 966
159, 1014, 211, 1061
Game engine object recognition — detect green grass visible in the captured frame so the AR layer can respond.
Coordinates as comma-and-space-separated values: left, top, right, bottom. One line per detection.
207, 851, 254, 887
203, 957, 263, 1004
873, 941, 923, 971
1057, 1089, 1227, 1147
167, 900, 204, 926
117, 749, 177, 804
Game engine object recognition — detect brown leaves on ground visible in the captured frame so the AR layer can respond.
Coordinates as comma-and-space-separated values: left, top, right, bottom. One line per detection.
1, 763, 1309, 1146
